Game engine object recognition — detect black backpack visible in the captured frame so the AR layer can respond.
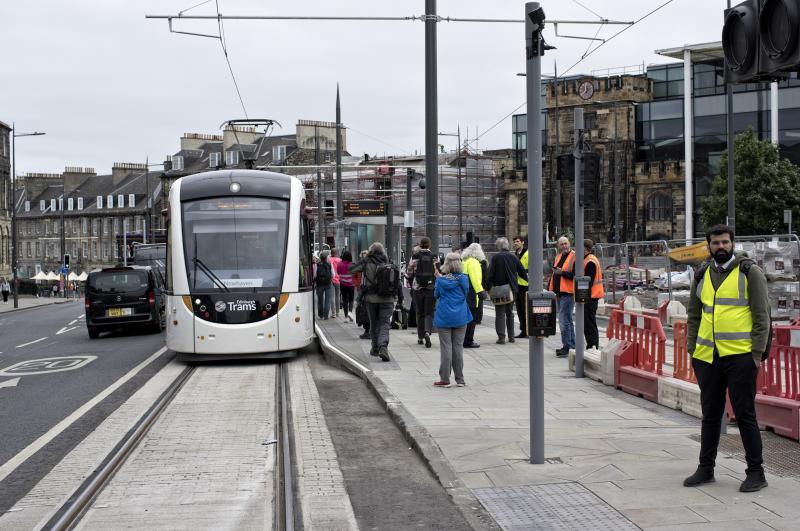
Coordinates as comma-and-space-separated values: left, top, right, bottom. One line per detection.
369, 262, 400, 297
316, 262, 332, 286
415, 253, 435, 288
694, 258, 772, 360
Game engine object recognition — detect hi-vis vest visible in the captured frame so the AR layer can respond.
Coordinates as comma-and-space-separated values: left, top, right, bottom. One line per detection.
693, 264, 753, 363
584, 254, 605, 299
518, 250, 529, 287
548, 250, 575, 294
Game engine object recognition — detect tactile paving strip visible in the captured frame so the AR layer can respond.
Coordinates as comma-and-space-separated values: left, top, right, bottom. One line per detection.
473, 482, 638, 531
692, 432, 800, 478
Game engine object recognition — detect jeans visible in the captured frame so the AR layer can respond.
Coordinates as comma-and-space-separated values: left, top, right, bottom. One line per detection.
692, 353, 763, 472
367, 301, 394, 351
494, 303, 514, 339
584, 298, 599, 349
333, 283, 341, 315
557, 294, 575, 349
316, 284, 334, 318
413, 289, 435, 339
438, 326, 467, 384
340, 285, 355, 317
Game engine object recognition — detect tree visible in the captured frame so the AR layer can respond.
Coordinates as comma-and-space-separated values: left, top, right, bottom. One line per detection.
701, 129, 800, 235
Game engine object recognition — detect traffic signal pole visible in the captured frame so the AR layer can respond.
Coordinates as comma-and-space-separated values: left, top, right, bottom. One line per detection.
525, 1, 546, 465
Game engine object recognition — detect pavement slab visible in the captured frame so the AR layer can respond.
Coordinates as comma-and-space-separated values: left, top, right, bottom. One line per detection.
318, 313, 800, 530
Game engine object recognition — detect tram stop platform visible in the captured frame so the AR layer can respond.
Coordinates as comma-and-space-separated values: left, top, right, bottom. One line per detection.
315, 315, 800, 530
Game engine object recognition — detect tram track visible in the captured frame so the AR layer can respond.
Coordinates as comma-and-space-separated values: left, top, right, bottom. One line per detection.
47, 364, 196, 530
45, 360, 300, 530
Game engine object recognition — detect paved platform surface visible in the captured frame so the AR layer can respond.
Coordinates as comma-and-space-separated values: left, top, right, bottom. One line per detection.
317, 311, 800, 531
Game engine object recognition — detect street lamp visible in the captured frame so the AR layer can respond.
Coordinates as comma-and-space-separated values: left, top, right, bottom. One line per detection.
10, 124, 46, 309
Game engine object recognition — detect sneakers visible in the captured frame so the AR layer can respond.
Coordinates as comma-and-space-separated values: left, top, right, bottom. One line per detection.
556, 347, 569, 358
424, 333, 432, 348
508, 337, 515, 343
378, 346, 390, 362
463, 342, 480, 348
496, 337, 506, 344
515, 333, 528, 339
359, 332, 370, 340
418, 339, 424, 345
433, 380, 452, 388
456, 382, 466, 387
739, 469, 768, 492
369, 348, 380, 357
683, 466, 715, 487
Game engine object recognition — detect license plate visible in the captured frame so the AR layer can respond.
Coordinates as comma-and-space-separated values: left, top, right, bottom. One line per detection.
107, 307, 132, 317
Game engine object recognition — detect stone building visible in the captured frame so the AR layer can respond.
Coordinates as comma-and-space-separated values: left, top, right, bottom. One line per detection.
508, 74, 661, 244
0, 121, 11, 278
15, 164, 162, 277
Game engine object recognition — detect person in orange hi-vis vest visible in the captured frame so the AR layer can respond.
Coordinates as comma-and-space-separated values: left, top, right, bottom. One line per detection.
582, 239, 604, 350
548, 236, 575, 357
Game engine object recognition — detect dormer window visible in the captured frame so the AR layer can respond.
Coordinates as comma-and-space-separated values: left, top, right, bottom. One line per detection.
77, 197, 84, 210
273, 145, 286, 163
58, 198, 63, 211
40, 200, 45, 211
25, 201, 30, 212
173, 155, 184, 171
226, 150, 239, 166
128, 194, 135, 207
50, 198, 56, 211
68, 198, 74, 211
210, 152, 221, 168
118, 194, 124, 208
97, 195, 103, 209
107, 194, 113, 208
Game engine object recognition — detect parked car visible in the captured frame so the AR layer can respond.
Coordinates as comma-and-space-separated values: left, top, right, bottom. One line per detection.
85, 266, 165, 339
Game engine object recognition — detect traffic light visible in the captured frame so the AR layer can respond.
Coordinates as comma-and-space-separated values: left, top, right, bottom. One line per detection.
580, 152, 601, 208
722, 0, 800, 83
63, 253, 70, 270
556, 154, 573, 181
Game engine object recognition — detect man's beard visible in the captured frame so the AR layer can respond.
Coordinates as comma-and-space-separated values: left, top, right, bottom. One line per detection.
713, 248, 733, 263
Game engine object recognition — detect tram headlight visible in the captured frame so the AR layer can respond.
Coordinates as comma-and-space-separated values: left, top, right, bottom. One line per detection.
230, 182, 241, 193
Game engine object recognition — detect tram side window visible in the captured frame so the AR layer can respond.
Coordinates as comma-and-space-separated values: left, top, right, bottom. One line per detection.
299, 217, 312, 289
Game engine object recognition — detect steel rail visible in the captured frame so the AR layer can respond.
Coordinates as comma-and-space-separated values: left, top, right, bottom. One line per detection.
49, 365, 196, 531
277, 362, 297, 531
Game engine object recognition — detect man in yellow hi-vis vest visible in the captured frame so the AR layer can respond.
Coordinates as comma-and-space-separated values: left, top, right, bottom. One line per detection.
685, 225, 770, 493
513, 236, 529, 339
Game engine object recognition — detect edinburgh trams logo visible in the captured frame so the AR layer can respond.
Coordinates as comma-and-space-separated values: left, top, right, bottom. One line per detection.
214, 301, 227, 312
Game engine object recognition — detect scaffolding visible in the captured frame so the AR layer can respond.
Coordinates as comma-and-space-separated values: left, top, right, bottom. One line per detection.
291, 154, 504, 254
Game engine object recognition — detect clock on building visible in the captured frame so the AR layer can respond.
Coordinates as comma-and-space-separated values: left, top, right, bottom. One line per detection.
578, 80, 594, 100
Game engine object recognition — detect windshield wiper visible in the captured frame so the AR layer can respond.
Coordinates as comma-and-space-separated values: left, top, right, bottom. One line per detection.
193, 258, 230, 292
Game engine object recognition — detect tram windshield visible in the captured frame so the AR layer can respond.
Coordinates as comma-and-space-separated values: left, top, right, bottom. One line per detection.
182, 197, 288, 291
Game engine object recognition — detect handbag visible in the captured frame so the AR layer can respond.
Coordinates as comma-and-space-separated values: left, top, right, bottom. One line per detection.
489, 284, 514, 305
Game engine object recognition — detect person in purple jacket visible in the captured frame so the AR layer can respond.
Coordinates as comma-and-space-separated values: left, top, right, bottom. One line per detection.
432, 252, 473, 388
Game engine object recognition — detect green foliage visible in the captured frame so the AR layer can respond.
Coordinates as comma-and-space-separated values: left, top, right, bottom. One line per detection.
701, 129, 800, 235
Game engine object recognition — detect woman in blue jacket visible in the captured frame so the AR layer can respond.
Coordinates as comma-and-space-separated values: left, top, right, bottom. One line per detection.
433, 252, 473, 388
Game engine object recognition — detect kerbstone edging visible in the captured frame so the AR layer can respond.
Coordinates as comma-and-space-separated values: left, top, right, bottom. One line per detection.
315, 325, 500, 531
659, 376, 703, 418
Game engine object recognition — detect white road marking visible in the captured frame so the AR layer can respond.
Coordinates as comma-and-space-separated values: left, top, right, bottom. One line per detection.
15, 337, 47, 348
68, 319, 78, 326
56, 326, 79, 335
0, 377, 20, 390
0, 346, 168, 484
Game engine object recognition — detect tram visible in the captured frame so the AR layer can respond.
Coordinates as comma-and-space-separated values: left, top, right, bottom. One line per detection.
165, 169, 314, 359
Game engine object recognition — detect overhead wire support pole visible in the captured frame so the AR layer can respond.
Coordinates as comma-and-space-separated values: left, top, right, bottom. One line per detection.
425, 0, 439, 254
574, 108, 585, 379
525, 1, 547, 466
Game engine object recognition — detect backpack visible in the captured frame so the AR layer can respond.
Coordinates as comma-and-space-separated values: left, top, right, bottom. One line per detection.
369, 262, 400, 297
694, 258, 772, 360
415, 253, 435, 288
316, 262, 332, 286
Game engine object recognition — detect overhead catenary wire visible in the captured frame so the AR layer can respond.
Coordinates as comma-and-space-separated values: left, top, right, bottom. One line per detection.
462, 0, 675, 150
215, 0, 248, 119
346, 126, 414, 156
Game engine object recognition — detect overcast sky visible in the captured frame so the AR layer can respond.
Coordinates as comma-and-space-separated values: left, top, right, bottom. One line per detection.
2, 0, 726, 175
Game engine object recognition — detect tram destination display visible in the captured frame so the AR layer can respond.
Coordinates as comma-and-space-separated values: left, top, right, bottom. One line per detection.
344, 200, 386, 217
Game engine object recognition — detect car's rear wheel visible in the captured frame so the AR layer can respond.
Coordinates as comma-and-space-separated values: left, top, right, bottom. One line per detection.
150, 312, 164, 333
88, 328, 100, 339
